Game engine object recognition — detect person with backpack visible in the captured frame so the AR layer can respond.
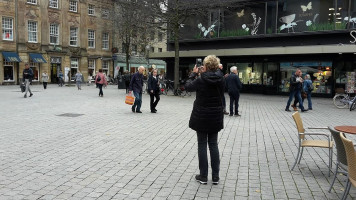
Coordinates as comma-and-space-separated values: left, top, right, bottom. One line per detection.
303, 74, 313, 110
95, 69, 108, 97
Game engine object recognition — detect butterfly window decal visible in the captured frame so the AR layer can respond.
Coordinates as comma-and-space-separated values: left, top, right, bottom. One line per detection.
301, 2, 312, 13
237, 9, 244, 18
197, 21, 217, 38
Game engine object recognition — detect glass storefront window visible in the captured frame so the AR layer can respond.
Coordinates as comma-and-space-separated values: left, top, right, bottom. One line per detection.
349, 0, 356, 29
336, 0, 350, 29
3, 61, 14, 81
30, 62, 39, 81
278, 0, 338, 33
267, 1, 278, 34
280, 61, 333, 94
335, 61, 356, 92
263, 63, 278, 86
226, 63, 262, 84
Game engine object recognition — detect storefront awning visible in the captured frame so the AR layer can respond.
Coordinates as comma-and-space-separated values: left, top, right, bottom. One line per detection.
29, 53, 47, 63
2, 52, 22, 62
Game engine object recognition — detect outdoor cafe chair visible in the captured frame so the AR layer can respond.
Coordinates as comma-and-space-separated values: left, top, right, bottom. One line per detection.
328, 127, 348, 192
291, 111, 333, 176
340, 133, 356, 200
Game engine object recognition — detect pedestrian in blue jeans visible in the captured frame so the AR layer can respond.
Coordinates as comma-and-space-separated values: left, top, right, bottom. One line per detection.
129, 66, 145, 113
303, 74, 313, 110
285, 69, 308, 112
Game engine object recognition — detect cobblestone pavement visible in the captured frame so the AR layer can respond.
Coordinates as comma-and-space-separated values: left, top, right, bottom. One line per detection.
0, 84, 356, 200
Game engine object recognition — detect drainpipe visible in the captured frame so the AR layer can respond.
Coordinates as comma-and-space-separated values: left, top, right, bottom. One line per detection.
15, 0, 19, 85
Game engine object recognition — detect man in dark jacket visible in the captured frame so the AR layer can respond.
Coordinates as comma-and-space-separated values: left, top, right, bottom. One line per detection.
148, 69, 160, 113
23, 63, 34, 98
285, 69, 307, 112
185, 55, 224, 185
225, 66, 242, 116
129, 66, 145, 113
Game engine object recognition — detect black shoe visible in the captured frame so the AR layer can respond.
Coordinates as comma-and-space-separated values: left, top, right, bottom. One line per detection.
229, 114, 233, 116
154, 109, 157, 112
301, 109, 308, 112
29, 94, 33, 97
195, 175, 207, 184
308, 108, 313, 110
151, 110, 156, 113
136, 111, 142, 113
24, 95, 27, 98
235, 114, 241, 117
212, 177, 220, 185
285, 108, 291, 112
223, 111, 229, 115
132, 107, 135, 113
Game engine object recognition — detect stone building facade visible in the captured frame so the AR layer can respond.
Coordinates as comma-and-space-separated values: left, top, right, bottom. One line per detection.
0, 0, 115, 85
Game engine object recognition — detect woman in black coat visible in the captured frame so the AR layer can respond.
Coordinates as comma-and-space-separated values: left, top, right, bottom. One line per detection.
185, 55, 224, 185
148, 69, 160, 113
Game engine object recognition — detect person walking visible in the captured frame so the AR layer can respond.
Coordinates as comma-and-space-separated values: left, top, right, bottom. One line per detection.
148, 69, 160, 113
129, 66, 145, 113
23, 63, 34, 98
123, 71, 131, 93
58, 70, 64, 87
95, 69, 108, 97
75, 71, 83, 90
225, 66, 242, 116
285, 69, 308, 112
42, 71, 49, 89
218, 64, 229, 115
185, 55, 224, 185
303, 74, 313, 110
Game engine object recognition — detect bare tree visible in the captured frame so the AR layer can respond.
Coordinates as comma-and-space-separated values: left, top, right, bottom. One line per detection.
114, 0, 154, 70
148, 0, 224, 90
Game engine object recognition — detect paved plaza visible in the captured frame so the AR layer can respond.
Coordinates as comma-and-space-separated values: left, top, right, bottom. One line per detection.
0, 84, 355, 200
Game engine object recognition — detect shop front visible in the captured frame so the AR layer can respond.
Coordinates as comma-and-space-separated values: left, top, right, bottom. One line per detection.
1, 52, 22, 85
50, 57, 62, 83
29, 53, 47, 84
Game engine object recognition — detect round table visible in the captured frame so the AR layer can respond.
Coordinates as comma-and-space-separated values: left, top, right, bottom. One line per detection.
335, 126, 356, 134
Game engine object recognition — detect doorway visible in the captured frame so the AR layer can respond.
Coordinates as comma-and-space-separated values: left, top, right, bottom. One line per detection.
51, 63, 61, 83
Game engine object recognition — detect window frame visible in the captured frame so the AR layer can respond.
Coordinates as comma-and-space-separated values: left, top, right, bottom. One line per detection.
69, 0, 78, 13
49, 23, 59, 45
27, 0, 37, 5
2, 17, 14, 41
102, 33, 109, 50
88, 30, 95, 48
88, 4, 95, 16
70, 27, 78, 46
49, 0, 58, 8
28, 21, 38, 43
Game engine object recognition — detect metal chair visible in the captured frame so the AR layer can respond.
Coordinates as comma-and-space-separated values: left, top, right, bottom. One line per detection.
328, 127, 348, 192
291, 111, 333, 176
340, 133, 356, 200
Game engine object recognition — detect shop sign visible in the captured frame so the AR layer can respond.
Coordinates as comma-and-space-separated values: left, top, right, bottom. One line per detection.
350, 30, 356, 44
51, 57, 61, 64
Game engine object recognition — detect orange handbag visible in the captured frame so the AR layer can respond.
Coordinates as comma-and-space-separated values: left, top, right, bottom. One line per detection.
125, 94, 135, 105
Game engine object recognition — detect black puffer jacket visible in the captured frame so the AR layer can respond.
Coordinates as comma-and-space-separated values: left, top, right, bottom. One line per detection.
185, 71, 225, 133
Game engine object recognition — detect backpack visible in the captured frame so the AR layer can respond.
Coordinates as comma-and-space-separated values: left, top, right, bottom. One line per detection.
96, 74, 101, 82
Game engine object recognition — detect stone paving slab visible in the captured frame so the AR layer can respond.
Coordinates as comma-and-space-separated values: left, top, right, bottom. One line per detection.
0, 84, 355, 199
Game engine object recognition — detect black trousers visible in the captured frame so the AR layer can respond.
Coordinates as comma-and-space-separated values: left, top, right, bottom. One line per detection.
98, 84, 103, 96
150, 92, 160, 111
125, 81, 130, 93
197, 132, 220, 178
229, 92, 240, 115
43, 82, 47, 89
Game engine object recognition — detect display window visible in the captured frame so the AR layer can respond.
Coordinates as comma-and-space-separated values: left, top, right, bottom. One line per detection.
263, 63, 278, 86
280, 61, 333, 94
30, 62, 39, 81
335, 61, 356, 93
226, 63, 263, 84
70, 58, 79, 79
3, 60, 14, 81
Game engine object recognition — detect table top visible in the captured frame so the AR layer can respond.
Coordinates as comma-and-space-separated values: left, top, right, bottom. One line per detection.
335, 126, 356, 134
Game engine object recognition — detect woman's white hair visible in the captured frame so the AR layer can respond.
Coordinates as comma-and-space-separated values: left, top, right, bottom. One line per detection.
230, 66, 237, 73
305, 74, 311, 79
